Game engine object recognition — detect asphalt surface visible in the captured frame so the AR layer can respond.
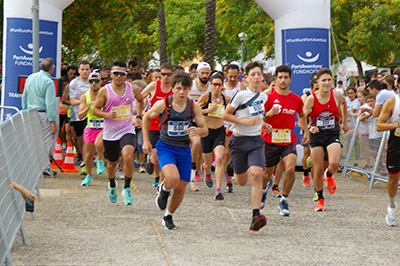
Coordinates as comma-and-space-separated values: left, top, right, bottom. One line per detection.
9, 166, 400, 265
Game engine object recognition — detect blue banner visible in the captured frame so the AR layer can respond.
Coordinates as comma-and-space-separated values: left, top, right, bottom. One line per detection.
281, 28, 329, 142
2, 18, 58, 120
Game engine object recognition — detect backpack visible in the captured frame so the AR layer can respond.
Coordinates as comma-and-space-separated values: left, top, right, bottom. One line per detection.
160, 95, 195, 127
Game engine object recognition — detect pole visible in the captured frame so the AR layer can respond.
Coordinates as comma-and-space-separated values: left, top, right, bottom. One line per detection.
32, 0, 40, 73
240, 41, 244, 70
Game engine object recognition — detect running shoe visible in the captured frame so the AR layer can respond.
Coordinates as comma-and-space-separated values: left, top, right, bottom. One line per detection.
196, 172, 201, 181
226, 158, 234, 177
108, 184, 118, 203
278, 200, 290, 216
43, 169, 57, 177
225, 182, 233, 193
80, 165, 87, 175
145, 154, 154, 175
153, 177, 160, 187
303, 175, 311, 187
249, 215, 267, 231
190, 180, 199, 191
162, 215, 176, 230
205, 173, 213, 188
306, 156, 312, 168
214, 188, 224, 200
81, 175, 92, 186
272, 173, 276, 179
261, 180, 273, 209
156, 182, 170, 210
122, 187, 134, 205
117, 170, 125, 179
386, 203, 398, 226
363, 165, 372, 171
314, 199, 325, 211
272, 188, 282, 198
96, 160, 106, 174
353, 162, 359, 167
325, 169, 337, 194
139, 165, 146, 173
313, 190, 318, 201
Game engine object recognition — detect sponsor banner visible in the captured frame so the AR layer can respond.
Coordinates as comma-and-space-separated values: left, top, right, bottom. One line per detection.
282, 28, 330, 142
2, 18, 58, 120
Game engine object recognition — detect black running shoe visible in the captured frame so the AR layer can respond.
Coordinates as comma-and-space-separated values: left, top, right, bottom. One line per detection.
250, 215, 267, 231
162, 215, 176, 230
225, 182, 233, 193
155, 182, 170, 210
145, 154, 154, 175
226, 158, 234, 177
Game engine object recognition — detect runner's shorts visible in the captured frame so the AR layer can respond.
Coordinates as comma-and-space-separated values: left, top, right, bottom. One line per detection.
201, 126, 225, 153
387, 151, 400, 175
229, 135, 265, 175
103, 133, 136, 162
84, 128, 103, 143
156, 140, 191, 182
310, 130, 341, 150
264, 142, 296, 168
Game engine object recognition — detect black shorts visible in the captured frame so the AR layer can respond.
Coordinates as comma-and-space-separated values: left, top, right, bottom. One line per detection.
59, 114, 67, 126
310, 130, 341, 150
149, 130, 160, 148
387, 151, 400, 175
229, 135, 265, 175
201, 126, 225, 153
264, 142, 297, 168
70, 118, 87, 137
103, 133, 136, 162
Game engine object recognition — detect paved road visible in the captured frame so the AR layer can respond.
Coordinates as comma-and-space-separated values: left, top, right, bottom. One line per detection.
10, 169, 400, 265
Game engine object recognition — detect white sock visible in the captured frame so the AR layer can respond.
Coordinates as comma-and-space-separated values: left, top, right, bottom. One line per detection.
162, 183, 170, 192
389, 197, 396, 209
164, 209, 173, 217
281, 195, 288, 203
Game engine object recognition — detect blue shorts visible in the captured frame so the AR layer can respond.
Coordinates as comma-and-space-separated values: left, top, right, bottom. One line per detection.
156, 140, 192, 182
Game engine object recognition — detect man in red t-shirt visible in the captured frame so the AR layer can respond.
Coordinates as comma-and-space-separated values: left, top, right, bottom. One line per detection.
261, 65, 309, 216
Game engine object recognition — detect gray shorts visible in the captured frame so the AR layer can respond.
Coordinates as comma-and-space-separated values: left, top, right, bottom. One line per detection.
229, 135, 265, 175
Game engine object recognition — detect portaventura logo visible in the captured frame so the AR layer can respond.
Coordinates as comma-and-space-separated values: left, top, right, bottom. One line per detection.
286, 38, 327, 43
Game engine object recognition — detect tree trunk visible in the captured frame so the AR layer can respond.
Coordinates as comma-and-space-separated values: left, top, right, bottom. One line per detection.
158, 1, 168, 66
204, 0, 216, 67
355, 59, 363, 85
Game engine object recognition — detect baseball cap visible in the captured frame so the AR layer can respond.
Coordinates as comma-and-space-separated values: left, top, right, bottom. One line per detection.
89, 71, 101, 79
196, 62, 211, 72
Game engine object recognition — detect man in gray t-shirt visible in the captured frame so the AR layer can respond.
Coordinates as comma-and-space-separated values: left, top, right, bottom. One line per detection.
370, 80, 396, 117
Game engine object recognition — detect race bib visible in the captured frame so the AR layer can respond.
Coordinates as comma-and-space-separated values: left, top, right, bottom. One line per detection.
132, 115, 138, 126
114, 105, 131, 120
316, 116, 335, 129
208, 104, 225, 118
271, 129, 291, 143
248, 100, 264, 117
167, 121, 189, 136
395, 127, 400, 137
88, 119, 104, 129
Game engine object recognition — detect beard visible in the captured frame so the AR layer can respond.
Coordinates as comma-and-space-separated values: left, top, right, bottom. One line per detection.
199, 77, 209, 84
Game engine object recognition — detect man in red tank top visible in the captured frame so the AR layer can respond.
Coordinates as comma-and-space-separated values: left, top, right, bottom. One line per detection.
303, 68, 348, 212
141, 63, 174, 187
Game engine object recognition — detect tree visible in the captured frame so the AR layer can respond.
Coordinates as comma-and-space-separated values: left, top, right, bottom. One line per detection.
158, 0, 168, 65
204, 0, 216, 66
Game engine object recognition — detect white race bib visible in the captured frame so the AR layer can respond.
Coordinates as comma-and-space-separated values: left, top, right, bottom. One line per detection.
167, 121, 190, 136
248, 100, 264, 116
316, 116, 335, 129
88, 119, 104, 129
271, 129, 291, 143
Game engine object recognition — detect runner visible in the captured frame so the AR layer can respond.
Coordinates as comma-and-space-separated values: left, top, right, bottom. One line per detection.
261, 65, 309, 216
78, 71, 106, 186
222, 61, 269, 231
189, 62, 212, 191
303, 68, 349, 211
376, 91, 400, 226
198, 73, 231, 200
92, 60, 144, 205
142, 72, 208, 230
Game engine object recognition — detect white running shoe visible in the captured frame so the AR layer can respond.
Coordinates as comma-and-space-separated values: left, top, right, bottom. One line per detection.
386, 203, 398, 226
117, 170, 125, 179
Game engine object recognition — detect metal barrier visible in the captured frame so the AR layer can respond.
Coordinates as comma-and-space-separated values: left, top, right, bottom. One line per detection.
0, 109, 50, 266
340, 114, 389, 188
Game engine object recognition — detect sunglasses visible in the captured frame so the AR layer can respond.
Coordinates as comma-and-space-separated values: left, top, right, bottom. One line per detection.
161, 73, 172, 77
101, 77, 108, 81
111, 70, 127, 76
89, 79, 100, 84
212, 83, 223, 87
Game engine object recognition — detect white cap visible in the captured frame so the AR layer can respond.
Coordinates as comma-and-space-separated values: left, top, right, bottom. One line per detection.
88, 71, 101, 79
196, 62, 211, 72
229, 61, 241, 70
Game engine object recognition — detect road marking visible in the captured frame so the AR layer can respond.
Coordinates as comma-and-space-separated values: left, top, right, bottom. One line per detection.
131, 181, 138, 192
150, 219, 173, 266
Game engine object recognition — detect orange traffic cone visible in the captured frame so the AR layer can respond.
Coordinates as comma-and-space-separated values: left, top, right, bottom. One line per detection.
51, 137, 64, 170
63, 141, 79, 173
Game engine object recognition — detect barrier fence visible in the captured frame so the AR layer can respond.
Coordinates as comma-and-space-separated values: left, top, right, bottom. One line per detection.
0, 108, 49, 266
340, 113, 390, 188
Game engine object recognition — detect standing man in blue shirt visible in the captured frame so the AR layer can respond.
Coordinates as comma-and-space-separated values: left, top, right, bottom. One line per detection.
22, 58, 57, 160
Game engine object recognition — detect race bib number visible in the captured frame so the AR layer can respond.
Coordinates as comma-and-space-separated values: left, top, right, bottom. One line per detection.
167, 121, 189, 136
271, 129, 291, 143
316, 116, 335, 129
114, 105, 131, 120
208, 104, 225, 118
88, 119, 104, 129
249, 100, 264, 117
395, 127, 400, 137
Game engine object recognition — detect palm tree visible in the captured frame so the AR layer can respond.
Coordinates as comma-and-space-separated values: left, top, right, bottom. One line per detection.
158, 0, 168, 65
204, 0, 215, 67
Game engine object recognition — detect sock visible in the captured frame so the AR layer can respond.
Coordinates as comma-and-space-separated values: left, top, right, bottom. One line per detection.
162, 183, 170, 192
252, 209, 260, 218
109, 178, 116, 188
78, 154, 83, 161
280, 195, 288, 202
317, 189, 324, 200
389, 197, 396, 209
272, 185, 279, 191
192, 162, 196, 170
124, 177, 132, 189
326, 170, 333, 178
164, 209, 173, 217
155, 176, 160, 183
304, 170, 309, 176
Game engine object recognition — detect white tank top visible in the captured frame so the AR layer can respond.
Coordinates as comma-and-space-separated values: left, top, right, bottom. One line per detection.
223, 80, 241, 99
388, 94, 400, 124
190, 79, 211, 102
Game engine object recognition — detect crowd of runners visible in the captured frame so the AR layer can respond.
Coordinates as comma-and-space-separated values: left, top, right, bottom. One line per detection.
44, 59, 400, 231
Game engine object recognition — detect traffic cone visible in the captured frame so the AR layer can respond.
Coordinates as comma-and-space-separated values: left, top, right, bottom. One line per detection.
63, 141, 79, 173
51, 137, 64, 170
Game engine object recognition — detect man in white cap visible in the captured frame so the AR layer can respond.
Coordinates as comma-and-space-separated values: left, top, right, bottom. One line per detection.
189, 62, 212, 191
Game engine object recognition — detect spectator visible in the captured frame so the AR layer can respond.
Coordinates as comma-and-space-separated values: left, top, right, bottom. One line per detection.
128, 60, 138, 75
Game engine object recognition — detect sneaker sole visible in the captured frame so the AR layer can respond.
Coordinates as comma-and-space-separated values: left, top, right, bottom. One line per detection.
250, 216, 267, 231
214, 193, 224, 200
386, 215, 396, 226
155, 194, 167, 210
278, 206, 290, 216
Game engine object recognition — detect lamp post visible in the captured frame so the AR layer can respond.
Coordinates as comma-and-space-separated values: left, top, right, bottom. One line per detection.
238, 32, 247, 70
